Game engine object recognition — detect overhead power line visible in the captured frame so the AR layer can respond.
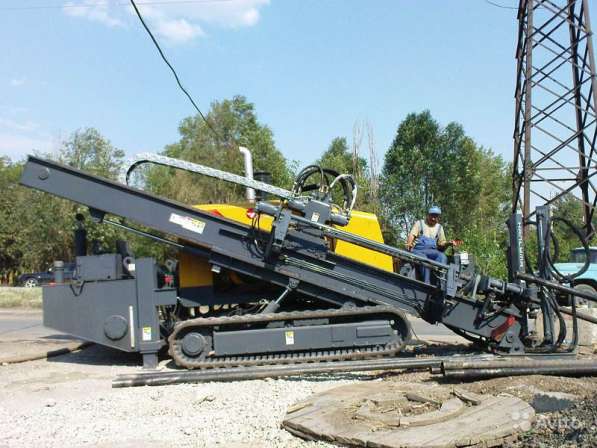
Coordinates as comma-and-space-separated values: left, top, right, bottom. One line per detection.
484, 0, 518, 10
1, 0, 235, 12
128, 0, 225, 144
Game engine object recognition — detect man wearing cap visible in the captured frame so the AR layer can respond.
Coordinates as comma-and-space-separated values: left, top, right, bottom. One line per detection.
405, 206, 456, 283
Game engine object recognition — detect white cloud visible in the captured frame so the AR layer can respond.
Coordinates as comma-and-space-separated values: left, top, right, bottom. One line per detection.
145, 0, 270, 28
63, 1, 124, 28
137, 4, 205, 43
62, 0, 270, 43
10, 78, 25, 87
155, 18, 204, 43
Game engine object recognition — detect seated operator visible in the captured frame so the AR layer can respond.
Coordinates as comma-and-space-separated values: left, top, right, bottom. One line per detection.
405, 206, 458, 283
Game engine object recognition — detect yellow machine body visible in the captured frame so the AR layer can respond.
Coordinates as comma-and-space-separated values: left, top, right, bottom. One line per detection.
178, 203, 393, 289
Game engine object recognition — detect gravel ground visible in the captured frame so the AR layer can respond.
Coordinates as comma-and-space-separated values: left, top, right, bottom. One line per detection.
512, 393, 597, 448
0, 345, 366, 448
2, 341, 596, 448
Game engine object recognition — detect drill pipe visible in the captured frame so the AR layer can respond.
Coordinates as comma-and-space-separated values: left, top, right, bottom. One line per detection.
440, 358, 597, 380
113, 357, 447, 388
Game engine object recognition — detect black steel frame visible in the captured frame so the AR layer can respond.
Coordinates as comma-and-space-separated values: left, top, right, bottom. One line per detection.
512, 0, 597, 238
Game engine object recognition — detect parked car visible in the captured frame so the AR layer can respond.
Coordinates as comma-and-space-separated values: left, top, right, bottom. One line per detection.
16, 262, 76, 287
553, 247, 597, 306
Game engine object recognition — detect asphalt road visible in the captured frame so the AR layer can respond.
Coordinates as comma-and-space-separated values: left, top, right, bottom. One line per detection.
0, 309, 63, 340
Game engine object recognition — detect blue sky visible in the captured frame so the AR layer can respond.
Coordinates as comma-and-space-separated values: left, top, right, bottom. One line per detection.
1, 0, 524, 168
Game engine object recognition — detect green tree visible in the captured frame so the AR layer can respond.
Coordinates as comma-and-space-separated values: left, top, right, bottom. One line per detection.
57, 128, 125, 179
455, 149, 512, 277
0, 129, 144, 279
149, 96, 295, 205
550, 194, 595, 262
317, 137, 366, 175
52, 128, 168, 260
0, 158, 26, 280
380, 111, 511, 276
315, 137, 373, 210
380, 111, 484, 236
0, 157, 73, 275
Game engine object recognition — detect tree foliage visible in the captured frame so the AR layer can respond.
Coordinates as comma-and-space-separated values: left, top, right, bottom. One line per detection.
0, 99, 297, 282
549, 194, 596, 261
148, 96, 295, 205
57, 128, 125, 178
314, 137, 374, 210
317, 137, 366, 175
380, 111, 480, 235
0, 129, 138, 280
7, 105, 583, 283
379, 111, 512, 276
0, 158, 26, 277
315, 134, 391, 213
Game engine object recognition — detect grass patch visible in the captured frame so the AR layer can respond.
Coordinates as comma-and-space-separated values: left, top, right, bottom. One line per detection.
0, 287, 42, 308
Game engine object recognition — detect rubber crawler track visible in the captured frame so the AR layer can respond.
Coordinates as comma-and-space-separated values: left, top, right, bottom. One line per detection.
168, 306, 411, 369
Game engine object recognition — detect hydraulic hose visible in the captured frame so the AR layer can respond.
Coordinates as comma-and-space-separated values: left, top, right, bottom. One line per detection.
521, 215, 590, 352
542, 216, 589, 352
545, 216, 591, 282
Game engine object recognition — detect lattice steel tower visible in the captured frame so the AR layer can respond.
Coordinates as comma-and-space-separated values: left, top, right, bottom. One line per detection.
512, 0, 597, 238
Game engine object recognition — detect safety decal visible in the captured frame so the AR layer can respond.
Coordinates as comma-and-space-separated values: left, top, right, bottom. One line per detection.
169, 213, 206, 234
285, 330, 295, 345
142, 326, 152, 341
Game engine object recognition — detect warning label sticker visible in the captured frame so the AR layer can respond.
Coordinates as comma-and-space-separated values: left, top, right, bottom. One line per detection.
142, 326, 152, 341
285, 330, 295, 345
169, 213, 206, 234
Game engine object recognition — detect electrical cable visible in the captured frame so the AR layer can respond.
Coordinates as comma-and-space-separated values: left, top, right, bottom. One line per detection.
128, 0, 226, 145
484, 0, 518, 10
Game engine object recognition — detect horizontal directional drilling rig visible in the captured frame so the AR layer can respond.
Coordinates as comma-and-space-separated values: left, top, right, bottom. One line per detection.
19, 153, 597, 369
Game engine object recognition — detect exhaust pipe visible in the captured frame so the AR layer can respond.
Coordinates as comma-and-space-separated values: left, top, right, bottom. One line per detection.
239, 147, 255, 203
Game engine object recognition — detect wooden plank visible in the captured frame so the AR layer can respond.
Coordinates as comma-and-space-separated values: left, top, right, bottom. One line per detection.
282, 382, 535, 448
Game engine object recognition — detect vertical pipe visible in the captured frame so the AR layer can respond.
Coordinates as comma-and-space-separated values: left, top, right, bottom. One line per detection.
53, 261, 65, 283
239, 147, 256, 203
535, 206, 555, 344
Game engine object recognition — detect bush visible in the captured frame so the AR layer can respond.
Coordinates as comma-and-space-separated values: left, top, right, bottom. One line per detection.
0, 287, 42, 308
